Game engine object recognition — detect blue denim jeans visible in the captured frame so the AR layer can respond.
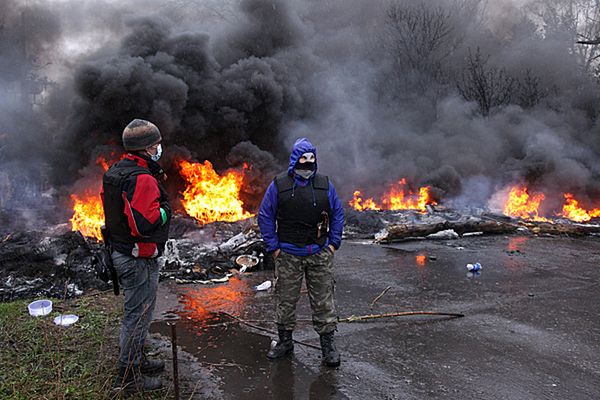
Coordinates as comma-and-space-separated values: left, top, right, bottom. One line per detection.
112, 251, 159, 368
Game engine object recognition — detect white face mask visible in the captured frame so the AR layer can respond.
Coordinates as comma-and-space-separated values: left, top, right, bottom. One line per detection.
149, 144, 162, 161
294, 168, 314, 179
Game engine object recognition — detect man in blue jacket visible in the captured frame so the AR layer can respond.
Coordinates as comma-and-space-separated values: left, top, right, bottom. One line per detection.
258, 138, 345, 367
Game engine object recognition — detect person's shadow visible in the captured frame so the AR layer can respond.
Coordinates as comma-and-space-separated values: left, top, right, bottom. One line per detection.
270, 358, 296, 399
309, 366, 342, 400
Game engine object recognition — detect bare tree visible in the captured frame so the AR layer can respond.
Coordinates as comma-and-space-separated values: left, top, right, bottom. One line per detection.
530, 0, 600, 73
457, 48, 516, 116
383, 0, 483, 89
516, 68, 547, 109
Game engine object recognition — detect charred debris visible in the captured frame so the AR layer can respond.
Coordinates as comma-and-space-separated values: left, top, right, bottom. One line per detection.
2, 206, 600, 302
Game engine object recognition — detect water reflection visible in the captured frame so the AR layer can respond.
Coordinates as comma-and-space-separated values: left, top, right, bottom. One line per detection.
179, 277, 251, 330
309, 367, 341, 400
506, 236, 529, 270
508, 236, 528, 253
271, 358, 296, 399
152, 277, 346, 399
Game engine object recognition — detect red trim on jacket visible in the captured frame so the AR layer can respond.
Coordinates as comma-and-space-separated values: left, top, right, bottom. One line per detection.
125, 153, 149, 168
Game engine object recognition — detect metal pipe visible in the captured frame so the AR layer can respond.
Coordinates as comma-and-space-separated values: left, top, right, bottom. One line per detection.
168, 322, 180, 400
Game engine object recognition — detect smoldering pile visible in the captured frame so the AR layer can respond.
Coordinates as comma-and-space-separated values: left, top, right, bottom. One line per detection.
0, 216, 271, 302
345, 206, 600, 243
160, 219, 271, 284
0, 227, 102, 301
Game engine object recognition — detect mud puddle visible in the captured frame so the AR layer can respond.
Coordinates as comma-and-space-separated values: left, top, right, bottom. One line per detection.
151, 276, 345, 399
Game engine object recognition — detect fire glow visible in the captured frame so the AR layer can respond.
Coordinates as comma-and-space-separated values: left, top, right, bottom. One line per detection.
179, 160, 253, 224
559, 193, 600, 222
70, 193, 104, 241
70, 156, 111, 241
349, 179, 436, 212
501, 185, 600, 223
502, 186, 548, 222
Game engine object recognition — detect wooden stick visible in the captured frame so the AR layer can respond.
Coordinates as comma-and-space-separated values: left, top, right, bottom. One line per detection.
339, 311, 464, 323
370, 286, 392, 308
218, 312, 321, 350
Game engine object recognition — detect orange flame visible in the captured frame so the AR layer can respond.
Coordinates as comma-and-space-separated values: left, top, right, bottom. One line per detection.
179, 160, 253, 224
384, 179, 436, 211
349, 191, 381, 211
503, 186, 548, 222
70, 156, 109, 241
70, 192, 104, 241
415, 254, 426, 267
349, 179, 436, 212
559, 193, 600, 222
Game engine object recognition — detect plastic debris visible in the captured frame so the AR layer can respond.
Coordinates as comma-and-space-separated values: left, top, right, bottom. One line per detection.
462, 231, 483, 237
254, 280, 272, 291
235, 254, 259, 269
175, 274, 232, 285
427, 229, 459, 240
54, 314, 79, 326
466, 262, 482, 272
28, 300, 52, 317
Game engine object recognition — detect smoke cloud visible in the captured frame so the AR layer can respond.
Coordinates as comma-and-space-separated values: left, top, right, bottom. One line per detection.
2, 0, 600, 220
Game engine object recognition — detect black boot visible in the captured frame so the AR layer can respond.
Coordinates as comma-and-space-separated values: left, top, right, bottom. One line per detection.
267, 328, 294, 359
141, 354, 165, 374
112, 366, 162, 395
320, 332, 340, 367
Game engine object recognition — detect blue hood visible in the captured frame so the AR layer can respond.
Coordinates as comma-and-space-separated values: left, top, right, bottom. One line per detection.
287, 138, 317, 177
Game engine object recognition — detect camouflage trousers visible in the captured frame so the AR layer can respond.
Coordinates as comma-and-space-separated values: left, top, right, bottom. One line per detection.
274, 248, 337, 335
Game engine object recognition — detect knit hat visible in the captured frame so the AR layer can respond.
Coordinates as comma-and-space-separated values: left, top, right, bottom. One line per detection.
122, 119, 162, 151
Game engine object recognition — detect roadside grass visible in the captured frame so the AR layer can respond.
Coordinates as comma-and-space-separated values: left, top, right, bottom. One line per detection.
0, 292, 170, 400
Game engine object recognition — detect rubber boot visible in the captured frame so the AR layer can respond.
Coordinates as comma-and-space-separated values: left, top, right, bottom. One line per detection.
320, 332, 341, 367
112, 366, 162, 395
267, 328, 294, 359
141, 354, 165, 374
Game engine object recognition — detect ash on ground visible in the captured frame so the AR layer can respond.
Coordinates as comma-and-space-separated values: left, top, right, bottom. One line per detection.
0, 215, 270, 302
3, 207, 600, 302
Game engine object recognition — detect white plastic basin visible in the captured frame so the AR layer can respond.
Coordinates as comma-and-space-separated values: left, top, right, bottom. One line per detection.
28, 300, 53, 317
54, 314, 79, 326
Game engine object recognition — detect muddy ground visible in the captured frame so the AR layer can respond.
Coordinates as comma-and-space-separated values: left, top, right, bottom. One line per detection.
149, 235, 600, 399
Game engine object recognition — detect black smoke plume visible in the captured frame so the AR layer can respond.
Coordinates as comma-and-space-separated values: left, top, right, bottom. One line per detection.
2, 0, 600, 221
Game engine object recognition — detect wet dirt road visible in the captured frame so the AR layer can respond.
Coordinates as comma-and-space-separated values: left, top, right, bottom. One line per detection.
151, 235, 600, 399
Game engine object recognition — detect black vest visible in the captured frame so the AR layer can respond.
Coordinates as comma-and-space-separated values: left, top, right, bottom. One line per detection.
102, 160, 170, 246
275, 172, 331, 247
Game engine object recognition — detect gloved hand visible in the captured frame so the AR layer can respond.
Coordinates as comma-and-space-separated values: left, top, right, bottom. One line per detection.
159, 201, 171, 225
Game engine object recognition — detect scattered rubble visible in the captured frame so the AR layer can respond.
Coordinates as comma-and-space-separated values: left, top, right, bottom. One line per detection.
0, 227, 105, 301
0, 216, 270, 301
160, 222, 270, 284
346, 206, 600, 243
427, 229, 459, 240
4, 206, 600, 302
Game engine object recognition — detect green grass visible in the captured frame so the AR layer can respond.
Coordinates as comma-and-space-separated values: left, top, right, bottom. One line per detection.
0, 294, 170, 399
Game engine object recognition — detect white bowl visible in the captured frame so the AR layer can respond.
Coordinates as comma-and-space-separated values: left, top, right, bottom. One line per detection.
54, 314, 79, 326
235, 255, 259, 268
28, 300, 53, 317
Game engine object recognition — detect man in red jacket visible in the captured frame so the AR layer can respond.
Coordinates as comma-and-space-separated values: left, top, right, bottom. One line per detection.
102, 119, 171, 394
